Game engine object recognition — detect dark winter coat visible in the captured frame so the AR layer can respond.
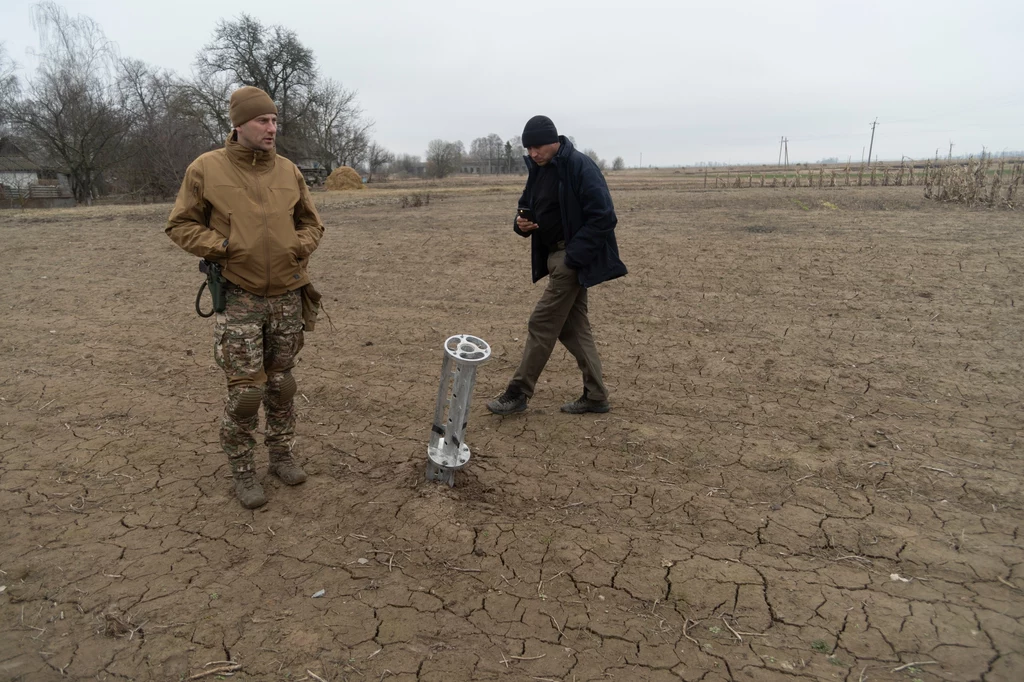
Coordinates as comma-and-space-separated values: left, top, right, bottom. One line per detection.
514, 136, 627, 288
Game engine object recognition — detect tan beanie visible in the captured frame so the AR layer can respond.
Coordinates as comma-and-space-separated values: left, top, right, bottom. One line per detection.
229, 86, 278, 127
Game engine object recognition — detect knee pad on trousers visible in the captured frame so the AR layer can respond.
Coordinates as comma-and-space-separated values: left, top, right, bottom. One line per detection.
270, 371, 297, 404
230, 386, 264, 420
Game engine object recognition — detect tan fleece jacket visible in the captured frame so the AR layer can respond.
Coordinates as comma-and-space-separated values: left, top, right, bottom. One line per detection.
166, 135, 325, 297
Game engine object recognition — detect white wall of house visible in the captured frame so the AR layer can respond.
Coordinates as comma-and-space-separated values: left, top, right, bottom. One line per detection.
0, 170, 38, 188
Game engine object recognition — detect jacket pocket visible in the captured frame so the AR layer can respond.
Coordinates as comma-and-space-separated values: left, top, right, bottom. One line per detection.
266, 230, 302, 292
224, 211, 261, 280
219, 212, 232, 263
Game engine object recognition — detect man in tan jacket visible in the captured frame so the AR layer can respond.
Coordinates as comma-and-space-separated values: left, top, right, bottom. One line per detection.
166, 86, 325, 509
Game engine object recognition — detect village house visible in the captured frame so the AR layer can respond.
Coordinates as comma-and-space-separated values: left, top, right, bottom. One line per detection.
0, 138, 74, 208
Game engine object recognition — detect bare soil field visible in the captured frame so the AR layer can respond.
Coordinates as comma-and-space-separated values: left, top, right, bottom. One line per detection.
1, 173, 1022, 681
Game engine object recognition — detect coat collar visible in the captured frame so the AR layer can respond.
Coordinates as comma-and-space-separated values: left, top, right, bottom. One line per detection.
224, 132, 276, 171
523, 136, 574, 172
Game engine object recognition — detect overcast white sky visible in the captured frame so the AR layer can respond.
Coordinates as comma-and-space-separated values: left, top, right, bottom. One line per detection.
2, 0, 1022, 166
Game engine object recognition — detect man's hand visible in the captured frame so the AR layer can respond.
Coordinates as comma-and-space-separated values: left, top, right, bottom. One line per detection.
516, 216, 539, 232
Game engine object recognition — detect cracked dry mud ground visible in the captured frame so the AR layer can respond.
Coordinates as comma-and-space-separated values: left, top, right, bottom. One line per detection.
1, 177, 1021, 682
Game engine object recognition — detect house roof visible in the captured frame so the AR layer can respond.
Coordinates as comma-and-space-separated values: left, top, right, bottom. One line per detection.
0, 156, 42, 172
0, 138, 43, 172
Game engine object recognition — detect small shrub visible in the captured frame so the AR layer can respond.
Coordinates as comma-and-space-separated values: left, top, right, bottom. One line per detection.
399, 192, 431, 208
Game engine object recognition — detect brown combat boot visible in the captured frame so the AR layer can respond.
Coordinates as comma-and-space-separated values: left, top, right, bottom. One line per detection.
269, 450, 308, 485
232, 469, 267, 509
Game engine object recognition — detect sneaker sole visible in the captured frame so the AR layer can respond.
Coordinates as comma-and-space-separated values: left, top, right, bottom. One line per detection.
270, 472, 307, 485
486, 402, 528, 416
560, 404, 611, 414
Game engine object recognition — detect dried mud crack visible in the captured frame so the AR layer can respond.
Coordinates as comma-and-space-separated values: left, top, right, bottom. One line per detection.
1, 182, 1022, 681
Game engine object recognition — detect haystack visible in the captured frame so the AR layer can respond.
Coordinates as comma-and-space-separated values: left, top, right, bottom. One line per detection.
325, 166, 365, 191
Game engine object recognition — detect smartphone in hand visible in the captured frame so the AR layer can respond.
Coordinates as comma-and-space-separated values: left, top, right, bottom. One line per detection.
517, 207, 536, 223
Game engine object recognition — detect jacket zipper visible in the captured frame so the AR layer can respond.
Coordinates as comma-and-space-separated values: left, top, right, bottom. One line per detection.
254, 152, 271, 297
555, 159, 569, 244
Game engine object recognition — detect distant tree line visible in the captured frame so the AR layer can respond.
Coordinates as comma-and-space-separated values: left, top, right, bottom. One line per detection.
423, 134, 527, 179
0, 2, 623, 200
424, 134, 618, 179
0, 2, 378, 203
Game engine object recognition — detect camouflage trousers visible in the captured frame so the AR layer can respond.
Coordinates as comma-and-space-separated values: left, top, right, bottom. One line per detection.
214, 283, 304, 474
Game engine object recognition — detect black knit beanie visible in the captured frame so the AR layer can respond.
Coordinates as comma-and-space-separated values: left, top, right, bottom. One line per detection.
522, 115, 559, 148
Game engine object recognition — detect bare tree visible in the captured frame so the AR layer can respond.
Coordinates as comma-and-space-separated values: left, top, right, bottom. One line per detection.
301, 79, 355, 167
365, 142, 394, 183
469, 133, 503, 172
504, 135, 523, 172
392, 153, 422, 176
469, 136, 487, 161
298, 78, 372, 169
4, 9, 376, 202
334, 119, 372, 169
182, 72, 235, 148
0, 43, 19, 130
583, 148, 607, 172
612, 156, 625, 171
426, 139, 463, 178
196, 14, 316, 140
116, 58, 209, 197
6, 2, 128, 204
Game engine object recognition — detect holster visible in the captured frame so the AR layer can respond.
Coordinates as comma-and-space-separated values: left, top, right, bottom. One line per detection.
196, 260, 226, 318
300, 282, 322, 331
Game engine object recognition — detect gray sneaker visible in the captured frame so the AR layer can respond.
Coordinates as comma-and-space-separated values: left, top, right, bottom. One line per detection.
560, 395, 611, 414
232, 470, 267, 509
486, 388, 528, 415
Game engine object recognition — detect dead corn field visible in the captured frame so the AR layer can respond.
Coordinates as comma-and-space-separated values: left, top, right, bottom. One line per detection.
1, 174, 1022, 682
680, 159, 1024, 208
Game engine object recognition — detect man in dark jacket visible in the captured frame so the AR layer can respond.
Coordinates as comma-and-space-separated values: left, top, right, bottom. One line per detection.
487, 115, 627, 416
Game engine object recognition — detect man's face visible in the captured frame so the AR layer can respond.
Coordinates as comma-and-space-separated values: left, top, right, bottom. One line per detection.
236, 114, 278, 152
528, 142, 560, 166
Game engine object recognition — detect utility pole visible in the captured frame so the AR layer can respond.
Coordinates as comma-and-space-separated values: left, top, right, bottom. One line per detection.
867, 118, 878, 167
639, 152, 643, 169
783, 138, 789, 167
948, 141, 954, 160
779, 136, 784, 166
